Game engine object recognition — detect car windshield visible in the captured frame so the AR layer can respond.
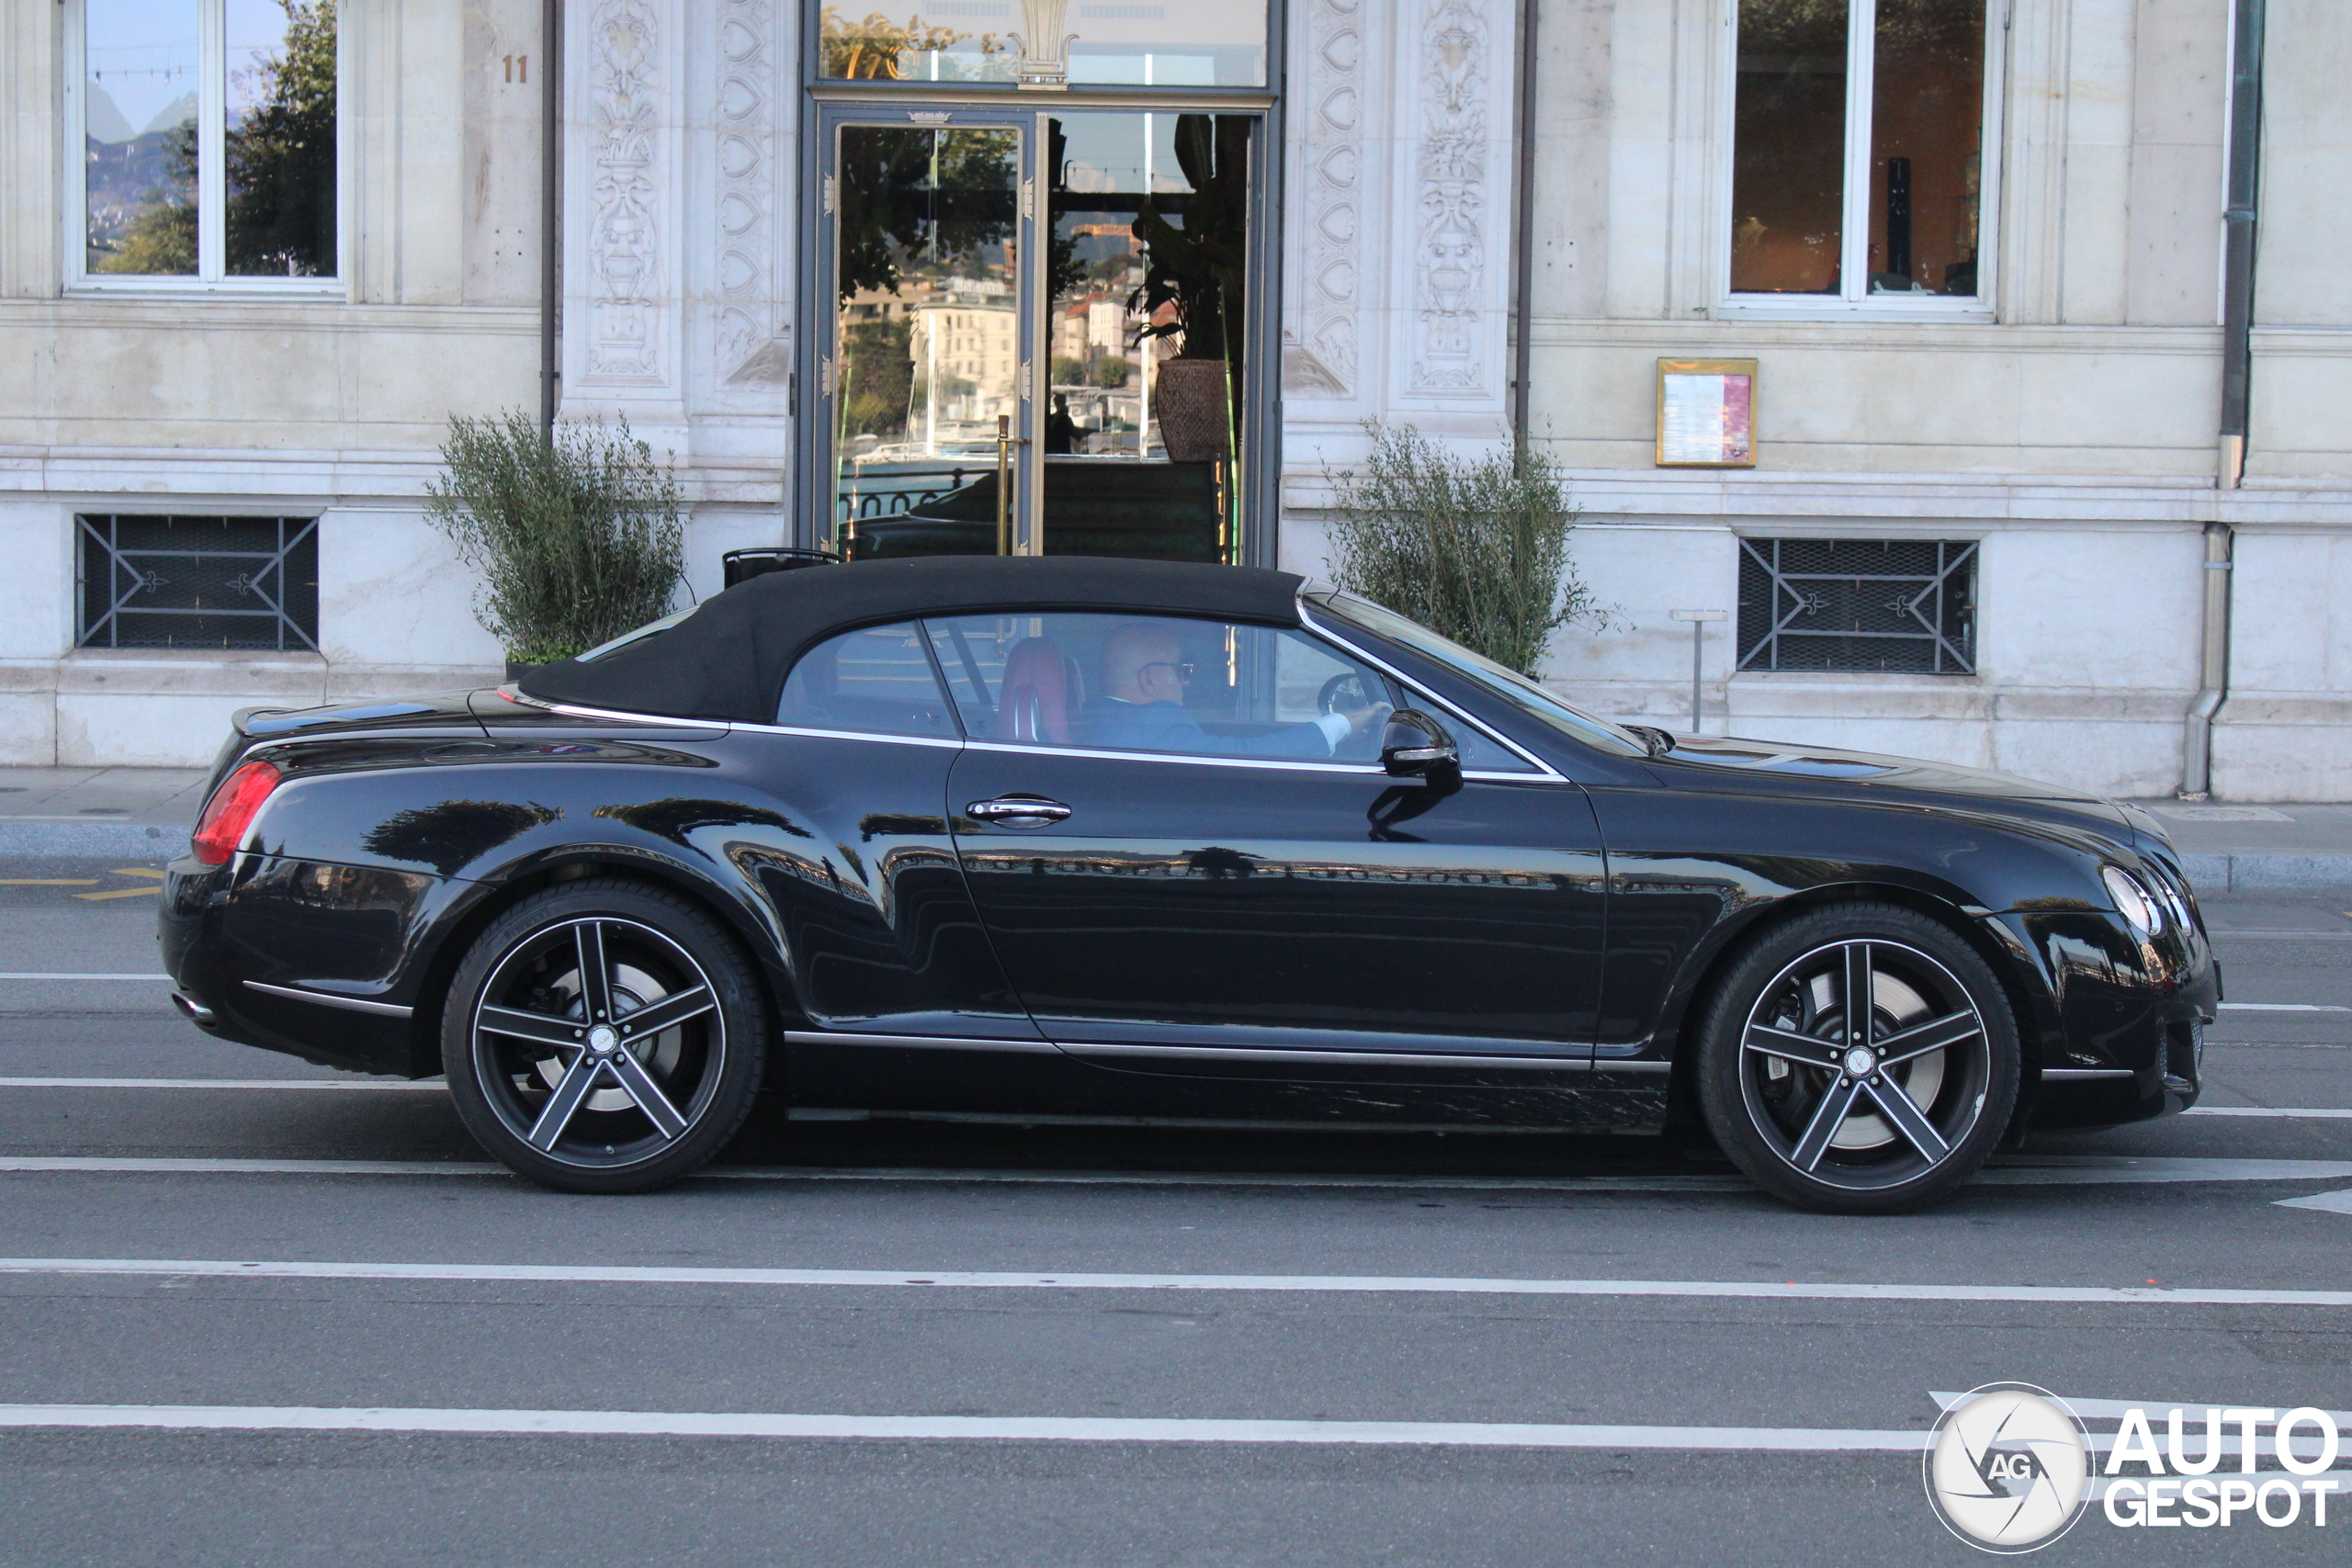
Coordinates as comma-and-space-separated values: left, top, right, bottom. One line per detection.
1308, 592, 1648, 758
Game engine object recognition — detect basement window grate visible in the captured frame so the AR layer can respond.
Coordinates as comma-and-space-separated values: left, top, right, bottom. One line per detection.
1736, 537, 1977, 675
76, 514, 320, 652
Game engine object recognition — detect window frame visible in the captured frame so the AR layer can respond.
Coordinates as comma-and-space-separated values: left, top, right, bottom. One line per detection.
63, 0, 345, 296
1715, 0, 2004, 321
74, 511, 322, 653
1732, 534, 1981, 677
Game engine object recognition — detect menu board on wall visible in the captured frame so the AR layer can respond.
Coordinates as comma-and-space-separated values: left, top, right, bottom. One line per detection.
1656, 358, 1758, 468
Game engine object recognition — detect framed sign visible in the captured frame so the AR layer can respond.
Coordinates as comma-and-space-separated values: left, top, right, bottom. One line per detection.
1656, 358, 1758, 468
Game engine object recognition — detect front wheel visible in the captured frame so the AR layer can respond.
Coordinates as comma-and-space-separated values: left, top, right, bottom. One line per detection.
442, 879, 768, 1193
1694, 904, 2018, 1214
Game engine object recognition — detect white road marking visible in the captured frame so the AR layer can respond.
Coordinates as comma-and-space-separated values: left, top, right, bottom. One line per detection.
0, 1077, 441, 1092
1935, 1392, 2352, 1428
5, 1257, 2352, 1308
2209, 931, 2352, 941
0, 973, 173, 982
0, 1153, 2346, 1189
2275, 1189, 2352, 1217
2219, 1001, 2352, 1012
2188, 1106, 2352, 1119
0, 1404, 1936, 1450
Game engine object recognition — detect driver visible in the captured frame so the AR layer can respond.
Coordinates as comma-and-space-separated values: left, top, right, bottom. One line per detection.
1082, 621, 1389, 758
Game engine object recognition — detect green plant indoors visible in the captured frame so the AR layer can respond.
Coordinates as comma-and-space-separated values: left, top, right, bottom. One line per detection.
425, 411, 685, 666
1323, 423, 1597, 679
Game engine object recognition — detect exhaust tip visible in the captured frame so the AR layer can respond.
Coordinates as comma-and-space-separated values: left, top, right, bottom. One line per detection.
170, 992, 218, 1027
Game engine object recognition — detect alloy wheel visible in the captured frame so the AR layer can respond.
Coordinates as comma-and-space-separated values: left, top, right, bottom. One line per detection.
1733, 935, 1995, 1195
467, 915, 729, 1169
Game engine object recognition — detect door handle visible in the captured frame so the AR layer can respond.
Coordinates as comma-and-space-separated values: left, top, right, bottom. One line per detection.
965, 795, 1072, 828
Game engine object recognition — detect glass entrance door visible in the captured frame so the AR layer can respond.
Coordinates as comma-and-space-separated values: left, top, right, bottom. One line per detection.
817, 107, 1259, 565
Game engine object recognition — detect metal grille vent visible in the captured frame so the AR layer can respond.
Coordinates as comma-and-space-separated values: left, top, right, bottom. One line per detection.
76, 514, 320, 652
1736, 537, 1976, 675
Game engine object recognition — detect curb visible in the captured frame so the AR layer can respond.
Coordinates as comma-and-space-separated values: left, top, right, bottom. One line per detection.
0, 821, 187, 860
2180, 852, 2352, 893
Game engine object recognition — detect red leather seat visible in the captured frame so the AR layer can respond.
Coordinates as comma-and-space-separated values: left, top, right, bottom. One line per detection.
1000, 637, 1075, 744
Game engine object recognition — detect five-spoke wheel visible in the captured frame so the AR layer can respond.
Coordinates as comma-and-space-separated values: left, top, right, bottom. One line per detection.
442, 880, 766, 1192
1696, 904, 2018, 1213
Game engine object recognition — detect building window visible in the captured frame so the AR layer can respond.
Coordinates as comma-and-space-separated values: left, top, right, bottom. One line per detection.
77, 515, 320, 651
814, 1, 1268, 88
74, 0, 338, 286
1727, 0, 1989, 307
1736, 537, 1976, 675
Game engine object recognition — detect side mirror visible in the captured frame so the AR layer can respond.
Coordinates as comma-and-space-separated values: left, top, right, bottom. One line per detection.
1380, 710, 1459, 777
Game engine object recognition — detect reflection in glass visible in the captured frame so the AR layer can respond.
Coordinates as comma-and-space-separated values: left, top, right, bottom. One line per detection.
1729, 0, 1847, 295
1869, 0, 1983, 296
226, 0, 337, 276
816, 2, 1266, 88
85, 0, 200, 275
831, 126, 1022, 558
1038, 112, 1250, 563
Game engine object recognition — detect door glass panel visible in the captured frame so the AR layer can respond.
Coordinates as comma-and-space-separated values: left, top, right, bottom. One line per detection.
832, 124, 1023, 559
1868, 0, 1984, 296
818, 3, 1268, 88
1730, 0, 1848, 295
85, 0, 200, 276
775, 622, 956, 736
1042, 112, 1250, 562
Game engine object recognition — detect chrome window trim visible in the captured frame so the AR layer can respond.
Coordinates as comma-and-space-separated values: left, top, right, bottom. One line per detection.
243, 980, 414, 1019
1295, 601, 1568, 783
731, 721, 962, 750
959, 738, 1385, 775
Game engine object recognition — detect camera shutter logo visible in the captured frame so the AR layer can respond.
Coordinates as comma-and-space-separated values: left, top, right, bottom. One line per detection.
1924, 1383, 2092, 1552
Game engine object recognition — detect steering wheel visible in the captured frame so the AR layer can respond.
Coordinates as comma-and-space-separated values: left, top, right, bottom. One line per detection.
1317, 671, 1374, 716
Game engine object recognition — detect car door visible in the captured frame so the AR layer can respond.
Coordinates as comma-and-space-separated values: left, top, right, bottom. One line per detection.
927, 610, 1607, 1079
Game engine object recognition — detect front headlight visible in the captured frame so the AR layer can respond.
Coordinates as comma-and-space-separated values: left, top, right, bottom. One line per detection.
2101, 865, 2165, 938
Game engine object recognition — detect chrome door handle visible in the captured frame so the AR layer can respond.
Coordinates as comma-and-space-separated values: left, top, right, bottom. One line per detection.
965, 795, 1072, 828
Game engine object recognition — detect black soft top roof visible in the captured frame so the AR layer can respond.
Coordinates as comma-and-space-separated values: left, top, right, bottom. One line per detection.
516, 555, 1306, 724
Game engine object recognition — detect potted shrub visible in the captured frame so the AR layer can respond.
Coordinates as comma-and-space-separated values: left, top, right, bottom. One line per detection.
1322, 423, 1602, 678
424, 410, 685, 677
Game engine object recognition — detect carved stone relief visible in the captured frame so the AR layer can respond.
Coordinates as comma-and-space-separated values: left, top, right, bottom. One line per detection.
714, 0, 788, 388
1410, 0, 1489, 395
584, 0, 662, 384
1286, 0, 1364, 400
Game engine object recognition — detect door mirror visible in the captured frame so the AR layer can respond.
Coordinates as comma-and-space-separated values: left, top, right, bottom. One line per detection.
1380, 710, 1459, 777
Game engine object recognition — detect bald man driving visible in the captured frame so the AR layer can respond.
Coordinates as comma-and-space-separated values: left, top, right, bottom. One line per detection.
1081, 621, 1389, 758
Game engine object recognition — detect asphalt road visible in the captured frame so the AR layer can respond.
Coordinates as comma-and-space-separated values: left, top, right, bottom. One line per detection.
0, 858, 2347, 1566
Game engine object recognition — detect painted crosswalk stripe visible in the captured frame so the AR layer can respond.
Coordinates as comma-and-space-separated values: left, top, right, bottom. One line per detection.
2219, 1001, 2352, 1012
4, 1257, 2351, 1308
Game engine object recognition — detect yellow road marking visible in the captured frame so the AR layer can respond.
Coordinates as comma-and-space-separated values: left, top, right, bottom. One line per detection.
108, 868, 167, 881
0, 879, 100, 886
74, 886, 159, 901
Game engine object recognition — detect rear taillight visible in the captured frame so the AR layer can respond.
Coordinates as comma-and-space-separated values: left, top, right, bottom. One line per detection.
191, 761, 281, 866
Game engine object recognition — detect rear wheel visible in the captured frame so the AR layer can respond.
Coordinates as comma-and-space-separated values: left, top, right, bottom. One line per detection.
1694, 903, 2018, 1213
442, 879, 767, 1192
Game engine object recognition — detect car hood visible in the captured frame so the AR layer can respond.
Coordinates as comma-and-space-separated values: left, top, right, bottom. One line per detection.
1650, 733, 2139, 845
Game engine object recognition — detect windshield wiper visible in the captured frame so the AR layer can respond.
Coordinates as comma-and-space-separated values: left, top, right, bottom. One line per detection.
1625, 724, 1675, 758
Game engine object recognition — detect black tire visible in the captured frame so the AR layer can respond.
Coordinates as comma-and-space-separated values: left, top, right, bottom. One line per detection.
441, 878, 768, 1193
1693, 902, 2018, 1214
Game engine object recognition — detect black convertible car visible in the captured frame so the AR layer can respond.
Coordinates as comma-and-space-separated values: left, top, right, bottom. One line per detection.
160, 557, 2217, 1212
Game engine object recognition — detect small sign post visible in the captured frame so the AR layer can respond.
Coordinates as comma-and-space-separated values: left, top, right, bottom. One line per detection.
1670, 609, 1729, 734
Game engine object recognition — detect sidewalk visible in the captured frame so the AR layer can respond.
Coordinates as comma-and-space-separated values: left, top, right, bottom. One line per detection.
1, 767, 2348, 888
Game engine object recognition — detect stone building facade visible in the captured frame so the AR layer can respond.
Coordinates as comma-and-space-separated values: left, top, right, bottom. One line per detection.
1, 0, 2346, 798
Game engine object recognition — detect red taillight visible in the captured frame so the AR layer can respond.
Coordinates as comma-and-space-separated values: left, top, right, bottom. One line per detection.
191, 761, 281, 866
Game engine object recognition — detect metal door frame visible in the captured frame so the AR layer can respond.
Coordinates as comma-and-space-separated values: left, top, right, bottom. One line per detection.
797, 95, 1283, 567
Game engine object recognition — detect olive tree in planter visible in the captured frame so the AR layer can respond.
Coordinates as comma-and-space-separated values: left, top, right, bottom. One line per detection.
424, 410, 685, 674
1322, 423, 1601, 679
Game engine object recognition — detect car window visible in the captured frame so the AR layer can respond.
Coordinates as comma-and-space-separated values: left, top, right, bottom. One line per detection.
775, 621, 955, 738
926, 613, 1377, 761
922, 611, 1531, 770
